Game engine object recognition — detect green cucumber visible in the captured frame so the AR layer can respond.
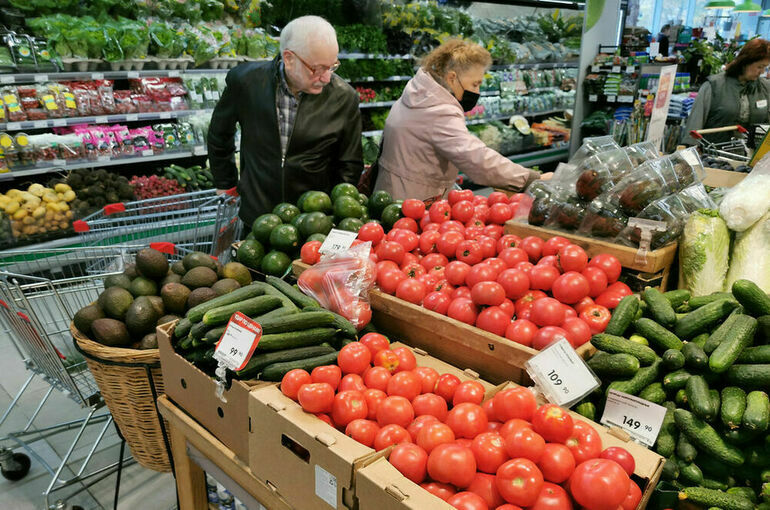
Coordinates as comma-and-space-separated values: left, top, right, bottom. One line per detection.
662, 349, 686, 370
665, 289, 691, 308
758, 315, 770, 342
709, 315, 758, 373
178, 334, 194, 350
691, 333, 709, 348
185, 283, 266, 323
726, 487, 758, 504
174, 318, 194, 339
266, 276, 320, 309
257, 311, 336, 334
634, 318, 683, 350
607, 359, 662, 396
574, 401, 597, 421
256, 306, 299, 322
677, 459, 704, 485
201, 295, 282, 326
605, 295, 639, 336
256, 327, 338, 352
721, 387, 747, 430
710, 389, 721, 419
674, 409, 746, 466
704, 313, 742, 354
204, 325, 227, 343
683, 342, 709, 371
261, 351, 340, 381
738, 345, 770, 364
679, 487, 754, 510
254, 282, 299, 311
700, 478, 730, 491
656, 404, 678, 457
677, 433, 699, 462
640, 382, 666, 404
328, 310, 358, 338
663, 369, 692, 392
743, 391, 770, 432
686, 375, 716, 421
726, 364, 770, 389
661, 457, 680, 480
190, 320, 213, 341
688, 292, 737, 309
722, 428, 760, 446
675, 389, 688, 407
644, 287, 677, 328
675, 299, 740, 339
235, 345, 336, 379
732, 279, 770, 317
591, 333, 658, 365
587, 351, 640, 378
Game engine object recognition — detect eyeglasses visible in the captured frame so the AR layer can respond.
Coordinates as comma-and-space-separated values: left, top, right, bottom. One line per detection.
290, 51, 340, 77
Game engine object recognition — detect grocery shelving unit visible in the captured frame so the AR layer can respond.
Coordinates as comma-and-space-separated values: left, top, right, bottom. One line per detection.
0, 108, 213, 131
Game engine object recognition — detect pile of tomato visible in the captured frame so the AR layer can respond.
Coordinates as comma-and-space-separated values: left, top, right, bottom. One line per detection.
300, 190, 633, 350
279, 334, 643, 510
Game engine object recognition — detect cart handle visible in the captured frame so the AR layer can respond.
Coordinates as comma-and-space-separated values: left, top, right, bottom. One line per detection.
692, 125, 748, 136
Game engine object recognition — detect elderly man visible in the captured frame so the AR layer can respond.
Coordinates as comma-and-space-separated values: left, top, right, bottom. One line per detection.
208, 15, 363, 226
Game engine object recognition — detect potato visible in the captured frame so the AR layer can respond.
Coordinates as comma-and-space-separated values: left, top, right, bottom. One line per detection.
54, 183, 72, 194
42, 192, 58, 203
63, 190, 76, 202
21, 215, 34, 225
27, 183, 45, 197
12, 209, 27, 220
6, 189, 21, 199
45, 209, 54, 220
58, 221, 68, 229
65, 210, 73, 219
5, 201, 20, 214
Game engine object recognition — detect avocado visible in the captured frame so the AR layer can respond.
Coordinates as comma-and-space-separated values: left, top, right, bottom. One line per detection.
161, 273, 182, 286
123, 263, 139, 279
222, 262, 252, 287
181, 267, 218, 289
97, 287, 134, 320
182, 251, 217, 272
73, 304, 105, 336
157, 314, 181, 327
129, 277, 158, 297
161, 283, 191, 314
91, 318, 131, 347
212, 278, 241, 296
139, 333, 158, 350
171, 261, 186, 276
145, 296, 165, 316
135, 248, 169, 280
125, 297, 161, 338
186, 287, 218, 309
104, 274, 132, 292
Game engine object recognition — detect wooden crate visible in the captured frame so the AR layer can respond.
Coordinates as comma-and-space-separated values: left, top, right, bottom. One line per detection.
702, 167, 747, 188
292, 261, 595, 384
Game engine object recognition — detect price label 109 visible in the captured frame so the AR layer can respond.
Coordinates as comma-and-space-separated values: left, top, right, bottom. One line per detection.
525, 338, 599, 408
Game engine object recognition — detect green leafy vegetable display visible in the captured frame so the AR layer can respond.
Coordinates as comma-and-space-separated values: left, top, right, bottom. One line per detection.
678, 209, 731, 298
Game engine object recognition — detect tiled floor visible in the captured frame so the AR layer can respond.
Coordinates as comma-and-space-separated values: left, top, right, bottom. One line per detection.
1, 342, 178, 510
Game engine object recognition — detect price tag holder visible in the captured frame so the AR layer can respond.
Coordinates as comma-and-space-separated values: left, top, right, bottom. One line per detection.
127, 71, 140, 79
525, 338, 599, 408
213, 311, 262, 371
126, 114, 139, 121
601, 390, 667, 447
588, 94, 598, 102
33, 120, 48, 128
0, 75, 14, 84
159, 112, 171, 119
607, 95, 617, 103
193, 145, 206, 156
52, 159, 65, 166
168, 70, 180, 78
591, 65, 600, 72
319, 228, 358, 254
612, 65, 621, 73
95, 116, 109, 124
626, 66, 635, 74
6, 122, 21, 130
33, 74, 48, 83
53, 119, 67, 127
97, 155, 111, 162
92, 73, 104, 80
141, 149, 154, 157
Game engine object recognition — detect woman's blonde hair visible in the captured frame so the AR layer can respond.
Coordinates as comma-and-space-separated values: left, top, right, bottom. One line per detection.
421, 39, 492, 82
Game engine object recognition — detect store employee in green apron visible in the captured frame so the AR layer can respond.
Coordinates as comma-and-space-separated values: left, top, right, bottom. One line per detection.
684, 38, 770, 145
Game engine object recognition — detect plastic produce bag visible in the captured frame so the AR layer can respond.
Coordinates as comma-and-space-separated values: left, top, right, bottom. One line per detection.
574, 148, 634, 202
725, 210, 770, 293
297, 243, 376, 330
623, 141, 658, 167
570, 136, 620, 166
719, 157, 770, 232
678, 210, 730, 297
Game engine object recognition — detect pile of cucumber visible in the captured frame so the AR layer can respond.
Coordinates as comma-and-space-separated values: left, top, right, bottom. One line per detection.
172, 276, 359, 381
576, 279, 770, 510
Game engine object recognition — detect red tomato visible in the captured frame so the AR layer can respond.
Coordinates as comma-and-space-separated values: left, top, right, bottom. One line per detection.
447, 492, 489, 510
418, 272, 441, 289
402, 262, 426, 279
474, 205, 490, 223
594, 291, 624, 310
446, 260, 472, 286
493, 386, 537, 422
468, 472, 505, 508
406, 415, 439, 444
529, 265, 560, 291
579, 304, 612, 334
498, 247, 528, 269
389, 229, 419, 252
582, 267, 609, 298
472, 432, 509, 474
570, 459, 630, 510
561, 318, 592, 347
392, 346, 417, 372
338, 342, 372, 375
373, 349, 401, 373
377, 268, 405, 295
499, 418, 533, 438
557, 245, 588, 273
396, 278, 427, 304
377, 395, 414, 428
565, 420, 603, 464
495, 458, 544, 507
471, 281, 506, 306
542, 237, 571, 257
552, 271, 591, 304
389, 443, 428, 484
373, 424, 411, 451
387, 371, 422, 401
412, 393, 448, 421
363, 366, 391, 392
439, 220, 465, 236
537, 443, 575, 483
421, 482, 456, 501
520, 236, 544, 262
563, 305, 577, 320
488, 203, 513, 224
401, 199, 426, 220
446, 403, 489, 439
449, 189, 474, 205
503, 427, 545, 463
311, 365, 341, 391
530, 297, 566, 327
457, 240, 484, 265
496, 505, 524, 510
281, 369, 311, 401
376, 240, 406, 265
438, 230, 465, 258
429, 200, 452, 223
476, 306, 510, 336
427, 443, 477, 488
497, 235, 522, 252
588, 254, 622, 283
607, 281, 632, 296
434, 373, 461, 403
358, 222, 385, 245
332, 390, 368, 427
478, 236, 498, 259
600, 447, 636, 477
529, 482, 573, 510
393, 217, 419, 233
452, 200, 476, 223
315, 413, 333, 426
413, 366, 440, 394
422, 291, 449, 315
359, 332, 390, 357
497, 269, 531, 301
574, 296, 595, 315
514, 261, 534, 274
465, 225, 484, 240
363, 388, 387, 420
466, 264, 499, 288
339, 374, 367, 393
417, 421, 455, 453
473, 195, 489, 206
401, 252, 420, 268
505, 319, 537, 347
447, 297, 479, 325
621, 481, 642, 510
483, 224, 504, 240
423, 221, 440, 232
487, 421, 502, 432
532, 404, 574, 443
418, 230, 441, 255
484, 257, 507, 275
297, 383, 335, 414
421, 252, 448, 270
345, 419, 380, 447
532, 326, 569, 350
499, 298, 515, 318
536, 255, 557, 268
300, 241, 322, 265
377, 260, 400, 274
515, 290, 547, 320
482, 398, 497, 422
487, 191, 509, 206
453, 380, 486, 406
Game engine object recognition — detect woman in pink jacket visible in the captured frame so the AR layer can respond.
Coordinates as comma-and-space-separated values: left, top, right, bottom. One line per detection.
373, 39, 543, 202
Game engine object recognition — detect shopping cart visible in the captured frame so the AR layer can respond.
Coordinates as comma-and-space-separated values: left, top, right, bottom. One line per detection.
73, 188, 242, 263
690, 125, 752, 164
0, 245, 151, 508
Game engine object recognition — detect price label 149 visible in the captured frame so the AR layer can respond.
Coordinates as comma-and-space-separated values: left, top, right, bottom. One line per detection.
600, 389, 667, 447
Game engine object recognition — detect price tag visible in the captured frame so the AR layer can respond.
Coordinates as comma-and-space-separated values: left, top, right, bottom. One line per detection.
607, 95, 617, 103
95, 116, 109, 124
53, 119, 67, 127
6, 122, 21, 130
213, 311, 262, 371
52, 159, 65, 166
168, 70, 180, 78
612, 66, 621, 73
591, 65, 600, 72
626, 66, 635, 73
588, 94, 598, 102
141, 149, 154, 157
366, 77, 374, 82
601, 390, 667, 447
33, 120, 48, 128
126, 114, 139, 121
97, 155, 111, 162
193, 145, 206, 155
33, 74, 48, 82
619, 96, 634, 103
319, 228, 358, 254
127, 71, 140, 79
92, 73, 104, 80
0, 75, 14, 84
159, 112, 171, 119
525, 338, 599, 408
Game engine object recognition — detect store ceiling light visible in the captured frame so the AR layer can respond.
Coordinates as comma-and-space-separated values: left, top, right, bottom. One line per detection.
704, 0, 735, 7
733, 0, 761, 11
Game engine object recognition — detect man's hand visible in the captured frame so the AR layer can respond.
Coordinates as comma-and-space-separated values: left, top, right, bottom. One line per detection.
540, 172, 554, 180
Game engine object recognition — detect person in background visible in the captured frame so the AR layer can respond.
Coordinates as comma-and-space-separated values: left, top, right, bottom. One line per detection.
657, 24, 671, 57
684, 38, 770, 145
373, 39, 547, 202
208, 15, 362, 227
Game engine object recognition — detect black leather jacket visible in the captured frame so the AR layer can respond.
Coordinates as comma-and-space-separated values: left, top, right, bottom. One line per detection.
208, 57, 363, 227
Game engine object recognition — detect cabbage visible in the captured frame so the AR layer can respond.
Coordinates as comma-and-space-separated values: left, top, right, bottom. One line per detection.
726, 211, 770, 293
678, 209, 730, 297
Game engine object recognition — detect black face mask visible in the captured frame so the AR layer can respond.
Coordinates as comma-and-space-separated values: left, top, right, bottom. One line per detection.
456, 77, 480, 112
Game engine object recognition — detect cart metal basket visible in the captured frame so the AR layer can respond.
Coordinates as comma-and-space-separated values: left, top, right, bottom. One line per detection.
690, 125, 752, 163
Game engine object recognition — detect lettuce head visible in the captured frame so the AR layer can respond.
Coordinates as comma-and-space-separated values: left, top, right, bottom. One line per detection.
678, 209, 730, 297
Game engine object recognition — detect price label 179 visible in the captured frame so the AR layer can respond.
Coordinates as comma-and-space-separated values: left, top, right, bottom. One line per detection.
600, 389, 668, 447
525, 338, 599, 408
319, 228, 358, 254
213, 311, 262, 371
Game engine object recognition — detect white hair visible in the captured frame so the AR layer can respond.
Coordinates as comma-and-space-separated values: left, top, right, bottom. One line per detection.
279, 16, 338, 56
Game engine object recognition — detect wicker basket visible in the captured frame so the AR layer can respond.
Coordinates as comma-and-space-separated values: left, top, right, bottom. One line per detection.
71, 323, 172, 472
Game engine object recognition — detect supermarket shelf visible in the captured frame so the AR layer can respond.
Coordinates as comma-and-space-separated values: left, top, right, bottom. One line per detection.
490, 62, 579, 71
339, 53, 412, 60
481, 87, 566, 97
363, 109, 568, 135
0, 108, 214, 131
588, 64, 639, 73
0, 146, 208, 180
344, 75, 413, 83
359, 100, 397, 109
507, 145, 569, 166
0, 68, 233, 83
586, 93, 635, 104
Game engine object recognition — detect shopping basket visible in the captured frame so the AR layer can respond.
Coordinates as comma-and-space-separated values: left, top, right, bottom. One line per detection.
690, 125, 752, 164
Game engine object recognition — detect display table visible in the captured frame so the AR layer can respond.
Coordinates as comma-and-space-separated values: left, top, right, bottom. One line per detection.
156, 395, 293, 510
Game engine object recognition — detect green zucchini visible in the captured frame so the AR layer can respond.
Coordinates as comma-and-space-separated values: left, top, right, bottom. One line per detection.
665, 289, 691, 308
591, 333, 658, 365
726, 364, 770, 389
709, 314, 758, 373
674, 409, 745, 466
704, 313, 742, 354
174, 317, 194, 339
261, 351, 340, 381
683, 342, 709, 371
587, 351, 640, 378
235, 345, 336, 379
743, 391, 770, 432
675, 299, 740, 339
635, 318, 683, 351
266, 275, 320, 309
256, 327, 338, 352
201, 295, 282, 326
663, 369, 692, 392
732, 279, 770, 317
644, 287, 677, 328
607, 359, 662, 396
185, 283, 266, 323
691, 332, 709, 348
738, 345, 770, 364
688, 292, 737, 309
574, 401, 597, 421
679, 487, 754, 510
257, 311, 337, 334
605, 295, 639, 336
640, 382, 666, 404
677, 433, 699, 462
662, 349, 686, 370
721, 387, 747, 430
686, 375, 716, 421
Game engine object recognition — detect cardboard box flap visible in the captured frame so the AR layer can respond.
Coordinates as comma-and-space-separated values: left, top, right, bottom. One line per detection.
355, 457, 452, 510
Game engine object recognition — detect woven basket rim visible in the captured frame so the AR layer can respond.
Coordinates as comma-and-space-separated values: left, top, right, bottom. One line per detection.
71, 322, 160, 364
